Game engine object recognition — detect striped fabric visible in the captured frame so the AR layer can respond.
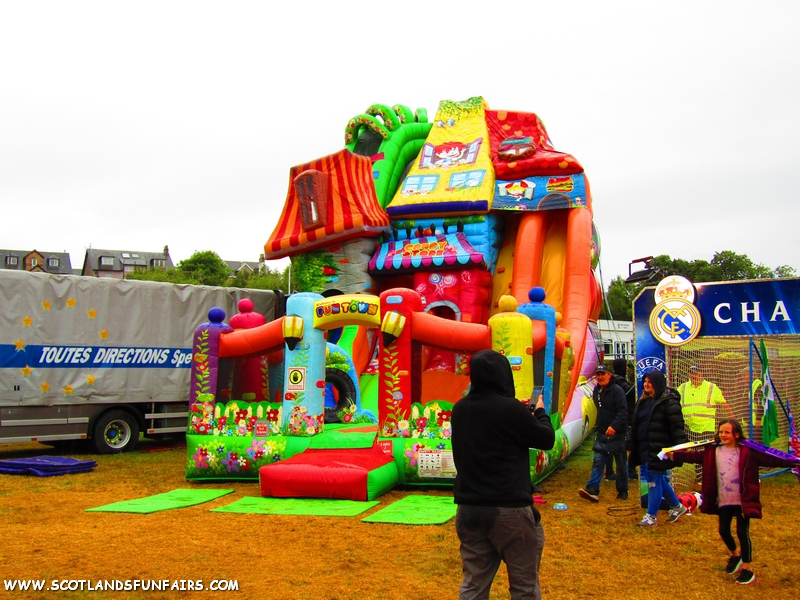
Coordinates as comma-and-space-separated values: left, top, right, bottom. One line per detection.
368, 232, 485, 273
264, 149, 389, 259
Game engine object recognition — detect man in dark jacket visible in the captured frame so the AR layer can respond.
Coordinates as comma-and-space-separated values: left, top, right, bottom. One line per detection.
629, 369, 689, 527
452, 349, 555, 600
579, 364, 629, 502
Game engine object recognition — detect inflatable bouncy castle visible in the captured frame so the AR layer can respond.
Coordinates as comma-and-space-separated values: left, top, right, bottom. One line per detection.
186, 98, 603, 498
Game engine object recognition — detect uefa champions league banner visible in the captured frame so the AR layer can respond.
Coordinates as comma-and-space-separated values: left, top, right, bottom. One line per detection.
634, 277, 800, 380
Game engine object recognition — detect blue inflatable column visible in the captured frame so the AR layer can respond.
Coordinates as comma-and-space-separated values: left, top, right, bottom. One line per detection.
281, 293, 326, 436
517, 287, 557, 413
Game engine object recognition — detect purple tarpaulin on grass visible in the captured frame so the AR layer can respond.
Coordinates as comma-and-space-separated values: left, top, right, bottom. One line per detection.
0, 456, 97, 477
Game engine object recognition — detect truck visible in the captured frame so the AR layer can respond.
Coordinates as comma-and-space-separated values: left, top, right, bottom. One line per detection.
0, 270, 279, 453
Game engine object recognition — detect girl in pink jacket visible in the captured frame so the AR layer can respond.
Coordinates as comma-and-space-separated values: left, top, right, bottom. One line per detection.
671, 418, 799, 586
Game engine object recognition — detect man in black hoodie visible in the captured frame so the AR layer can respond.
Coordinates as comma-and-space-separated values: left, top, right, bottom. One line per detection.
452, 349, 555, 600
579, 364, 629, 502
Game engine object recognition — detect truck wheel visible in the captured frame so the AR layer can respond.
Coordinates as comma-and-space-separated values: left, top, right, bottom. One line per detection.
92, 410, 139, 454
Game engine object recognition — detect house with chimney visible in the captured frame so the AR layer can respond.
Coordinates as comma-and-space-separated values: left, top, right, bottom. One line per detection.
81, 245, 173, 279
1, 249, 74, 274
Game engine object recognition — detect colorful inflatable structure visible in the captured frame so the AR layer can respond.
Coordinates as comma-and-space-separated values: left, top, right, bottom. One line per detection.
186, 97, 604, 499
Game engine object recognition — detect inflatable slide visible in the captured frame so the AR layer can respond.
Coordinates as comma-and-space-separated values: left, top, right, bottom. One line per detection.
185, 97, 603, 496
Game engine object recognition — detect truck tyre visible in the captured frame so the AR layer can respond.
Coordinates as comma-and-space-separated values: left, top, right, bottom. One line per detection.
92, 410, 139, 454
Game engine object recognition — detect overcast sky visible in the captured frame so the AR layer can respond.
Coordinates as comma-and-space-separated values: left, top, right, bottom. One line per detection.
2, 2, 799, 284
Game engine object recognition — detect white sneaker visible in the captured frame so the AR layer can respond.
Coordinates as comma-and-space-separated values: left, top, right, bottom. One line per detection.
638, 514, 657, 527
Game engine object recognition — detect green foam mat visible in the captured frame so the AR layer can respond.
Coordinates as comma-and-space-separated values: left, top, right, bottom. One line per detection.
362, 494, 456, 525
212, 496, 379, 516
86, 488, 234, 514
308, 429, 377, 449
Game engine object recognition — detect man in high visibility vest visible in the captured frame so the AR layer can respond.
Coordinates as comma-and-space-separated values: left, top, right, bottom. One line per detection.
678, 365, 735, 439
679, 365, 735, 487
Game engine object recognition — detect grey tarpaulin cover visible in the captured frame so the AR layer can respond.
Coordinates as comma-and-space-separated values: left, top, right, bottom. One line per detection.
0, 270, 276, 407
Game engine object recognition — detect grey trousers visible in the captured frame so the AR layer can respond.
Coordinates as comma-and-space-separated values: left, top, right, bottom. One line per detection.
456, 504, 545, 600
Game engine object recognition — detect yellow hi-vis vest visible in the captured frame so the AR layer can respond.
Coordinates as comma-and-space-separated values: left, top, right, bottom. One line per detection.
678, 380, 726, 434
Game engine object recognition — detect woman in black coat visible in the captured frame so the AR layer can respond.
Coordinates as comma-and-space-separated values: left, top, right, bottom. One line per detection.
629, 370, 689, 527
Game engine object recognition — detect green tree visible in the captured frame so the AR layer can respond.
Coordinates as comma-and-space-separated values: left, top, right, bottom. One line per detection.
710, 250, 773, 280
228, 269, 252, 289
601, 276, 637, 321
126, 252, 291, 293
230, 266, 289, 292
125, 251, 231, 286
175, 251, 232, 286
646, 251, 791, 283
291, 251, 337, 293
125, 267, 189, 284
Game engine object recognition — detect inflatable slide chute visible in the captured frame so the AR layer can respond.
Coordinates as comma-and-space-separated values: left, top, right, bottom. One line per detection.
345, 103, 432, 209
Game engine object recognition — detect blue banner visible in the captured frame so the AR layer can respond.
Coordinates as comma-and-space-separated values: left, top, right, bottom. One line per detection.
0, 344, 193, 369
633, 278, 800, 390
694, 279, 799, 337
635, 279, 800, 339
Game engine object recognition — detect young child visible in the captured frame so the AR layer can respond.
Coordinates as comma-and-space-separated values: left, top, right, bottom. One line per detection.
670, 418, 800, 585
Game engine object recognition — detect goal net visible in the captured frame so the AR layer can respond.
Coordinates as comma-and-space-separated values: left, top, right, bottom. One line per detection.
666, 335, 799, 493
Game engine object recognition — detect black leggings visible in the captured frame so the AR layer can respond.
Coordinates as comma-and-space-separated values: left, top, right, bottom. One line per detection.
718, 505, 752, 563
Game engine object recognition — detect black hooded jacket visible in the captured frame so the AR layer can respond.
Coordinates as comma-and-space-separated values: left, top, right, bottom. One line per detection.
611, 374, 636, 425
451, 350, 555, 507
629, 370, 688, 471
612, 359, 636, 424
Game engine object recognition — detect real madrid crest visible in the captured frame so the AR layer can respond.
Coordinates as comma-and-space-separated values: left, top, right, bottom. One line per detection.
648, 276, 701, 346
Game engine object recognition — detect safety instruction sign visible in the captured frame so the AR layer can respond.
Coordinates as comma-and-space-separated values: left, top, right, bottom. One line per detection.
417, 449, 457, 479
287, 367, 306, 391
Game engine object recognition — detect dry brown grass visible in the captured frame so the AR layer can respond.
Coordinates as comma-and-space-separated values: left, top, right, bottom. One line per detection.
1, 437, 798, 600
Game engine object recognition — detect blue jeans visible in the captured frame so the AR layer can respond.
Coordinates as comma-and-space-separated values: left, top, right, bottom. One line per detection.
586, 451, 628, 495
640, 463, 680, 516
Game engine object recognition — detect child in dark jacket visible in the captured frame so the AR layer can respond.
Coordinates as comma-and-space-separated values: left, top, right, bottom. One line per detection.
670, 418, 800, 586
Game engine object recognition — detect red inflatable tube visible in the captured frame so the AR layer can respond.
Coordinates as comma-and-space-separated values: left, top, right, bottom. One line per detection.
219, 318, 285, 358
411, 312, 491, 353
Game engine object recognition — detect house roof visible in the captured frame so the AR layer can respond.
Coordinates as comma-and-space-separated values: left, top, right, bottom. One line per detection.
82, 248, 173, 273
0, 249, 73, 274
264, 149, 390, 260
225, 260, 261, 273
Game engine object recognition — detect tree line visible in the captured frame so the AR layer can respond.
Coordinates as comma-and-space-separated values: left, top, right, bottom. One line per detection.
127, 249, 795, 321
125, 250, 289, 291
603, 250, 796, 321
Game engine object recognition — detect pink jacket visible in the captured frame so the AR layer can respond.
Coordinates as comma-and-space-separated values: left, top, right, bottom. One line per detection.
673, 444, 797, 519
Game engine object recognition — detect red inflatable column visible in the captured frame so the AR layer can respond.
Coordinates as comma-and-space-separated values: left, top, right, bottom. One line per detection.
378, 289, 422, 436
228, 299, 268, 401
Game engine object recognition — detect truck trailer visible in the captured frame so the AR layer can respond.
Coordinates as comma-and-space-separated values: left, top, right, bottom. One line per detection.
0, 270, 278, 452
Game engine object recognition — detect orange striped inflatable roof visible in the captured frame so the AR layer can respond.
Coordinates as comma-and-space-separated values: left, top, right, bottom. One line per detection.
264, 149, 389, 260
